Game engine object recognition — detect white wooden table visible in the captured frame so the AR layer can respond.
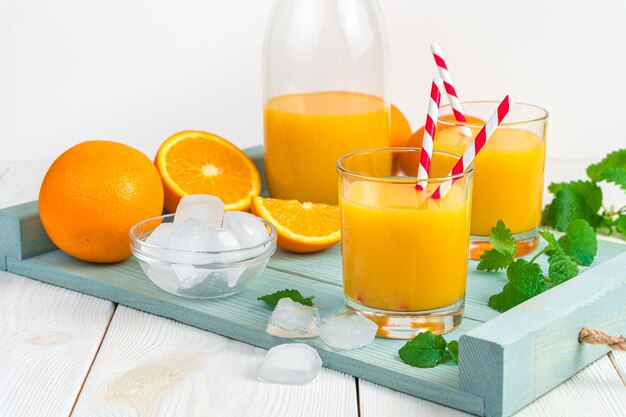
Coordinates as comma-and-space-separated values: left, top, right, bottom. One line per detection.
1, 159, 624, 417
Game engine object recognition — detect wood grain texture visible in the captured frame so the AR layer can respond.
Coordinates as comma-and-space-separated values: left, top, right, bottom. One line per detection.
459, 250, 626, 417
73, 305, 358, 417
609, 351, 626, 384
0, 201, 55, 263
359, 355, 626, 417
0, 271, 114, 417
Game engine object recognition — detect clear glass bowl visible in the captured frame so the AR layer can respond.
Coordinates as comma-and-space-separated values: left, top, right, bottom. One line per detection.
129, 214, 277, 299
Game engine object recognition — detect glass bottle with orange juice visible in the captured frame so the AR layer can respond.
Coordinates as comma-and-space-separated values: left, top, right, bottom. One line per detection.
263, 0, 390, 204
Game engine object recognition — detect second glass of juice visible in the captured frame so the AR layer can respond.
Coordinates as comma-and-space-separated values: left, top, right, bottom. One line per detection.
338, 148, 473, 339
435, 102, 549, 259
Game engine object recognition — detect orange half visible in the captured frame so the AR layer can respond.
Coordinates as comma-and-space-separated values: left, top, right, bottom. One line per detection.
156, 131, 261, 212
251, 196, 340, 253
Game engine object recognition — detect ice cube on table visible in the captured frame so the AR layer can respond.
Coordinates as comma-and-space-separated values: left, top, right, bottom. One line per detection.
171, 263, 211, 289
223, 211, 268, 248
174, 194, 224, 227
316, 311, 378, 350
266, 298, 319, 338
258, 343, 322, 385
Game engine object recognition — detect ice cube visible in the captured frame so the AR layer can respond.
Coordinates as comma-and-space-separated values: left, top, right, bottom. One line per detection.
266, 298, 319, 338
168, 218, 214, 264
174, 194, 224, 227
205, 228, 245, 263
171, 263, 211, 289
169, 218, 212, 251
223, 211, 269, 248
146, 223, 176, 246
223, 266, 246, 288
142, 223, 176, 260
316, 311, 378, 350
258, 343, 322, 385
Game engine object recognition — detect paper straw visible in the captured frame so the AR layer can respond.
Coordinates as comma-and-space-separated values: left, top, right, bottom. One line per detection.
416, 77, 444, 191
431, 42, 472, 137
431, 95, 514, 199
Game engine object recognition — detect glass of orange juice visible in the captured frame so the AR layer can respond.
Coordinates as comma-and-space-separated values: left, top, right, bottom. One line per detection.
338, 148, 473, 339
435, 102, 548, 259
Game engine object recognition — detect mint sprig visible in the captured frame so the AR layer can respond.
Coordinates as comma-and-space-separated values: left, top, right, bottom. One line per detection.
543, 149, 626, 234
398, 331, 458, 368
476, 220, 515, 271
258, 289, 314, 308
484, 219, 596, 313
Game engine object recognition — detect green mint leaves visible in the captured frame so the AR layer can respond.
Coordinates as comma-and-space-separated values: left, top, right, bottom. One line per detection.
258, 289, 314, 308
488, 260, 547, 312
557, 219, 597, 266
543, 149, 626, 234
542, 181, 603, 230
398, 331, 458, 368
477, 220, 516, 271
586, 149, 626, 191
485, 219, 597, 312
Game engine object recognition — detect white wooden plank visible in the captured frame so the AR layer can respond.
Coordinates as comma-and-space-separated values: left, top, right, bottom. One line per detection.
359, 355, 626, 417
0, 271, 115, 417
72, 305, 358, 417
609, 351, 626, 385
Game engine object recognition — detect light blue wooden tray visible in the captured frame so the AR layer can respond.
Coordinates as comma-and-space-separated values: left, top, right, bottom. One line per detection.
1, 146, 625, 417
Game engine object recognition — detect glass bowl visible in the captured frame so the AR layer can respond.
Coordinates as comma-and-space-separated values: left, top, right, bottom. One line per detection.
129, 213, 277, 299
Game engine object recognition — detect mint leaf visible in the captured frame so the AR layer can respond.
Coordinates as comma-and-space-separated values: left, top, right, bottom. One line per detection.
258, 289, 314, 308
558, 219, 597, 266
477, 220, 516, 271
547, 246, 579, 285
489, 220, 516, 256
538, 229, 558, 250
488, 260, 547, 312
398, 331, 447, 368
477, 250, 513, 271
615, 215, 626, 235
548, 182, 567, 194
542, 181, 603, 230
447, 340, 459, 363
587, 149, 626, 190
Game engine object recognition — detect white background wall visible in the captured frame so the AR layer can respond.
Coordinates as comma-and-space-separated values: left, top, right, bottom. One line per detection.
1, 0, 625, 162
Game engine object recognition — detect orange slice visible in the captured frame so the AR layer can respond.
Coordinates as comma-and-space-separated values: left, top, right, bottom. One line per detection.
251, 196, 340, 253
156, 131, 261, 212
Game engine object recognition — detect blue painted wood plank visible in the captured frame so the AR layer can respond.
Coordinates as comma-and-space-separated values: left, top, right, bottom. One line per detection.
0, 201, 54, 267
459, 249, 626, 417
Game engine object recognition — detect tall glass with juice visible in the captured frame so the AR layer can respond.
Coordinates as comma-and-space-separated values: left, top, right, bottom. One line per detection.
338, 148, 473, 339
435, 102, 548, 258
263, 0, 390, 204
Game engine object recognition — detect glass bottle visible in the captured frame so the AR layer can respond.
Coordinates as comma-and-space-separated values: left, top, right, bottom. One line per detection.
263, 0, 390, 204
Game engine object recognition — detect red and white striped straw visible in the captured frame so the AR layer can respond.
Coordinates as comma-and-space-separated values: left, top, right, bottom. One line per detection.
431, 95, 514, 199
416, 77, 444, 191
431, 42, 472, 137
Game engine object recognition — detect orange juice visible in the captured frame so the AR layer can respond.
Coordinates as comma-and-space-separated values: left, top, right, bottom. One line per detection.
435, 127, 546, 236
341, 181, 471, 312
264, 91, 390, 204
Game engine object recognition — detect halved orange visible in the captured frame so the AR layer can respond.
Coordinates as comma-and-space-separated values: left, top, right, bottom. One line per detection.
250, 196, 340, 253
155, 131, 261, 212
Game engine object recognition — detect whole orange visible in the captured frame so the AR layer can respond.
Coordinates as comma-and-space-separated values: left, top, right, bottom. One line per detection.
39, 140, 164, 263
